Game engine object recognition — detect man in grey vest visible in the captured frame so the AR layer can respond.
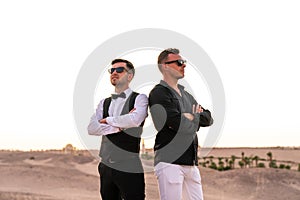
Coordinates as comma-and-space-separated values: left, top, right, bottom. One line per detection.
88, 59, 148, 200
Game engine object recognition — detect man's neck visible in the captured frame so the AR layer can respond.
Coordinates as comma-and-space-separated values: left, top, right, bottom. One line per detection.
163, 76, 178, 88
115, 86, 129, 94
163, 78, 181, 95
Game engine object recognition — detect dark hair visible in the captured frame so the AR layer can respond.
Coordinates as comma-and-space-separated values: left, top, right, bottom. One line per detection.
111, 58, 135, 76
157, 48, 180, 64
157, 48, 180, 72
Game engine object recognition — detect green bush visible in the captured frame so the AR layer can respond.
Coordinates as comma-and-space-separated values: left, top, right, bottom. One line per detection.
223, 166, 232, 171
209, 162, 217, 170
279, 164, 285, 169
238, 161, 245, 168
269, 160, 277, 168
217, 166, 224, 171
200, 162, 207, 167
257, 162, 265, 168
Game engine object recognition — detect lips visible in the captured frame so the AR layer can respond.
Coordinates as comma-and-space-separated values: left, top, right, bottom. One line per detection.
111, 76, 119, 80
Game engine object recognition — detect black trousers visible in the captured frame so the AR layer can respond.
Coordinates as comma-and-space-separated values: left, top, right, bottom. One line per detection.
98, 162, 145, 200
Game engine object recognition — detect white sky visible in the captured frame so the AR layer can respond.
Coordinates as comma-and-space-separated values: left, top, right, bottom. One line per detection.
1, 0, 300, 150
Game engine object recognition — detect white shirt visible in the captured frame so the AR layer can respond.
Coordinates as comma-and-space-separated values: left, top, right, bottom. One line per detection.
87, 88, 148, 136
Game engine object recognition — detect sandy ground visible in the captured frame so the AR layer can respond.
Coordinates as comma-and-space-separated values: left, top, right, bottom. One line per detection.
0, 148, 300, 200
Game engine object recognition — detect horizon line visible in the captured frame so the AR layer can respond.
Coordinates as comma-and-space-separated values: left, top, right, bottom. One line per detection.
2, 145, 300, 152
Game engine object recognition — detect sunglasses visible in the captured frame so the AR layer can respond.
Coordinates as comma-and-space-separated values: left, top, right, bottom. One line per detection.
164, 59, 187, 67
108, 67, 128, 74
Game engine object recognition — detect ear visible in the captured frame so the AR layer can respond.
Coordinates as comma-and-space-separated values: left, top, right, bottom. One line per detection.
127, 73, 133, 81
163, 64, 170, 71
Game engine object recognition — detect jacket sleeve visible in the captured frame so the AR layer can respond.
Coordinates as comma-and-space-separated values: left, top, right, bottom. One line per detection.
188, 94, 214, 130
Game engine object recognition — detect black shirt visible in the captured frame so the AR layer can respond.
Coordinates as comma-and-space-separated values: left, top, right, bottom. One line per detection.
149, 80, 213, 166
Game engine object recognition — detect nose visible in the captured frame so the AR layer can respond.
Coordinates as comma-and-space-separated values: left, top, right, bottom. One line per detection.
111, 69, 118, 75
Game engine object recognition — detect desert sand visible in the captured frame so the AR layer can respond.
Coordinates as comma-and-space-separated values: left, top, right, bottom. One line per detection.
0, 147, 300, 200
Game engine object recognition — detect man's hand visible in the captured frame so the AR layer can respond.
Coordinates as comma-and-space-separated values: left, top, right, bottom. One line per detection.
129, 108, 136, 113
183, 113, 194, 121
99, 118, 123, 132
99, 118, 107, 124
98, 108, 135, 128
193, 104, 203, 113
183, 104, 203, 121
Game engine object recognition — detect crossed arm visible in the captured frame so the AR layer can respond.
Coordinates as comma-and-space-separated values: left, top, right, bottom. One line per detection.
87, 94, 148, 136
149, 87, 213, 134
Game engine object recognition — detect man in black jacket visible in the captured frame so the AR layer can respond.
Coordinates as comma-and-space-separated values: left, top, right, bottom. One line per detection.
149, 48, 213, 200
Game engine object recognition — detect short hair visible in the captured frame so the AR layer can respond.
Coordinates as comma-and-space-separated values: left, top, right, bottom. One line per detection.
157, 48, 180, 64
157, 48, 180, 72
111, 58, 135, 76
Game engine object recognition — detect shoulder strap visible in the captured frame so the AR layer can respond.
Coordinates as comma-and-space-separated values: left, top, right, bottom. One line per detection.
129, 92, 139, 111
129, 92, 146, 127
102, 97, 112, 118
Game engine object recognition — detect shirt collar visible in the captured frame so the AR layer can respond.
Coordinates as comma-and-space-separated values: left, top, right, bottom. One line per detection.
159, 80, 185, 90
112, 88, 132, 99
123, 88, 133, 98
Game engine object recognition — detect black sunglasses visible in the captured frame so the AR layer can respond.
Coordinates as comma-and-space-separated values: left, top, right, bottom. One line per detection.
108, 67, 128, 74
164, 59, 187, 67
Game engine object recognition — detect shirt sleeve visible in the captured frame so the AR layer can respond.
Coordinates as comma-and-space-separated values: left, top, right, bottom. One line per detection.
105, 94, 148, 129
87, 99, 120, 135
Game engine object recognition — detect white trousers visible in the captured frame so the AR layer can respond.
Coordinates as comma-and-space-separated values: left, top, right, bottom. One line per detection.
154, 162, 204, 200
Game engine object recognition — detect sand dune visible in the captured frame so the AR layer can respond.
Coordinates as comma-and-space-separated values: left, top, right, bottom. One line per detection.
0, 148, 299, 200
201, 167, 300, 200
